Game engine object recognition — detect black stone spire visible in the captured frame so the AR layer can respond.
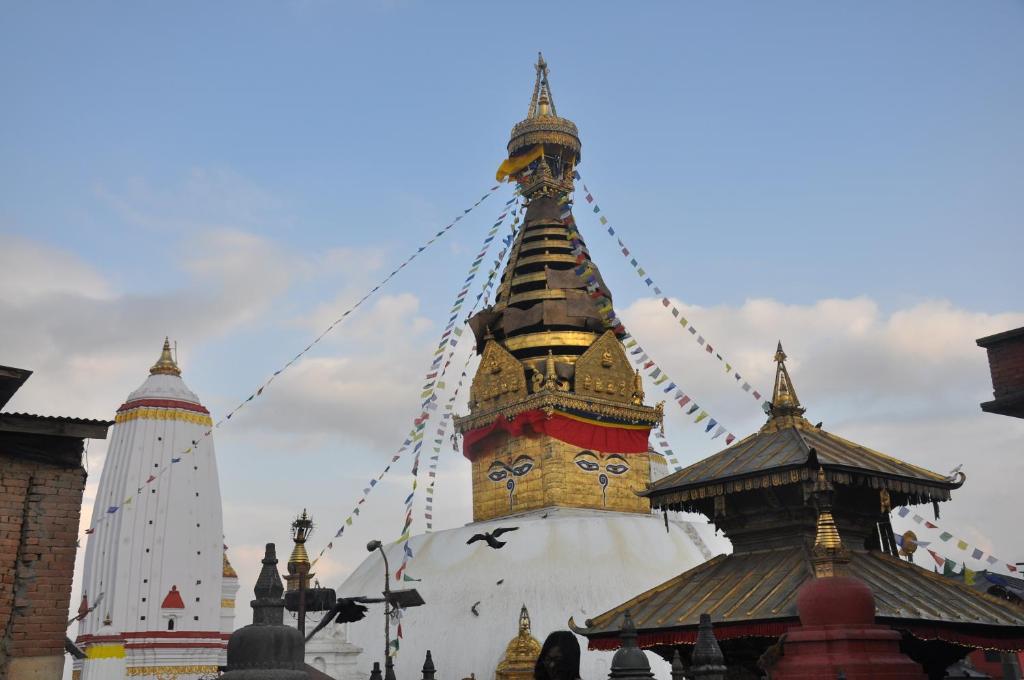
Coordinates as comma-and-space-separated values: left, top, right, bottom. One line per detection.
689, 614, 726, 680
608, 612, 654, 680
222, 543, 307, 680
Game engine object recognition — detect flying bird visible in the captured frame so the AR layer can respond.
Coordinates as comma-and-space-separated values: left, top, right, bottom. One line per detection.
466, 527, 519, 549
495, 579, 504, 586
305, 598, 369, 642
470, 601, 481, 617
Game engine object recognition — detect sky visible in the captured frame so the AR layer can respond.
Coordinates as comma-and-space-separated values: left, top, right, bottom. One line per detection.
2, 0, 1023, 644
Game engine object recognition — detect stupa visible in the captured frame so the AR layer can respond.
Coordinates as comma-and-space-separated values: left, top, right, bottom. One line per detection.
74, 339, 238, 680
332, 54, 717, 680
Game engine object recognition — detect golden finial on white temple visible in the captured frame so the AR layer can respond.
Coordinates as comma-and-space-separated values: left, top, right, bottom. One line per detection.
149, 337, 182, 376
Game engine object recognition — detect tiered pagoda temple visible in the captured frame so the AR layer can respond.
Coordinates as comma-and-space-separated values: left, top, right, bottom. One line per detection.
574, 343, 1024, 679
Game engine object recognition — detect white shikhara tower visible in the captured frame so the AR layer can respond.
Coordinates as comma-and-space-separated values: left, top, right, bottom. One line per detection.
75, 340, 237, 679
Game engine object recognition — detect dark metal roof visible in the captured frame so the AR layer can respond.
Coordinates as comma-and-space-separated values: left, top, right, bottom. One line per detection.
645, 419, 955, 502
0, 365, 33, 410
575, 547, 1024, 641
977, 326, 1024, 347
0, 412, 113, 439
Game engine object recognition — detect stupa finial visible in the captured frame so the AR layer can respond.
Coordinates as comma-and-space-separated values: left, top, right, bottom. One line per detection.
149, 337, 181, 376
528, 52, 556, 118
768, 341, 805, 420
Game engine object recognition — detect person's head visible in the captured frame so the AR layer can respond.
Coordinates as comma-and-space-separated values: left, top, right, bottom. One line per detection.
535, 631, 581, 680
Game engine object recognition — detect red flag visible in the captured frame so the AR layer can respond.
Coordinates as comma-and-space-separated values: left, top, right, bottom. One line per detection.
1009, 564, 1019, 573
925, 521, 937, 529
928, 549, 944, 567
145, 475, 156, 483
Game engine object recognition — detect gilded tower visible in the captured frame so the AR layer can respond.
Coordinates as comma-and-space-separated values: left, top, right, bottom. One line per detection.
455, 54, 662, 521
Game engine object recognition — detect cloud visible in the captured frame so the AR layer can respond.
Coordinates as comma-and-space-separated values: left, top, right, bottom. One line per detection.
618, 295, 1024, 570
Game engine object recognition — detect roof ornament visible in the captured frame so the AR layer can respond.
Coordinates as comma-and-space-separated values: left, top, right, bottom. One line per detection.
608, 611, 654, 680
527, 52, 557, 118
689, 613, 727, 679
149, 337, 182, 376
811, 468, 849, 577
768, 341, 805, 420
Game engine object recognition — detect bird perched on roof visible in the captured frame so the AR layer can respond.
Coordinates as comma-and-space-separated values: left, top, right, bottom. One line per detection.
814, 421, 823, 429
305, 598, 369, 642
466, 526, 518, 549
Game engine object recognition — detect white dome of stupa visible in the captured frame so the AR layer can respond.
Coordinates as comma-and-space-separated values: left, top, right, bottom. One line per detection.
336, 507, 721, 680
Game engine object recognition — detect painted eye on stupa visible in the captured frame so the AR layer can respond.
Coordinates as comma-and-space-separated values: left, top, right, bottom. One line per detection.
604, 454, 630, 476
574, 451, 600, 473
511, 456, 534, 477
488, 461, 512, 482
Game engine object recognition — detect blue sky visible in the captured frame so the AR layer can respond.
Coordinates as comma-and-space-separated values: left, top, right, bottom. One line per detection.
2, 2, 1024, 610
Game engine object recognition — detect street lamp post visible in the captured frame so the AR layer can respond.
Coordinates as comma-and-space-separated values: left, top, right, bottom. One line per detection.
367, 540, 396, 680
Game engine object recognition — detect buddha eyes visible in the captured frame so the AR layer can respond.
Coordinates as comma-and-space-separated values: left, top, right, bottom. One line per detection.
489, 457, 534, 482
574, 452, 630, 475
512, 460, 534, 476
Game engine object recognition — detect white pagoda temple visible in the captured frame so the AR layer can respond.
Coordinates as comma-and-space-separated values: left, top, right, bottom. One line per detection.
74, 340, 237, 680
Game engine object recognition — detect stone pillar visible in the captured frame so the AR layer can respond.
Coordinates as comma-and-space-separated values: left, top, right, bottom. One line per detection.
221, 543, 307, 680
670, 649, 685, 680
608, 612, 654, 680
689, 614, 726, 680
422, 650, 436, 680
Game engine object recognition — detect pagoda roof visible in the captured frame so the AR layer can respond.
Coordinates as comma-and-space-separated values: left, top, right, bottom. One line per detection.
573, 546, 1024, 652
644, 343, 961, 505
646, 419, 958, 504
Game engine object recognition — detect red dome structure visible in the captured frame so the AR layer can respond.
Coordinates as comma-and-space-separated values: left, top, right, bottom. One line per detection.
773, 574, 926, 679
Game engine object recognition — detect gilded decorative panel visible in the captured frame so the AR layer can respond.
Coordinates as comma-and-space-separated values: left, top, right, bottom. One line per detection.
471, 430, 651, 521
469, 341, 528, 412
573, 330, 637, 404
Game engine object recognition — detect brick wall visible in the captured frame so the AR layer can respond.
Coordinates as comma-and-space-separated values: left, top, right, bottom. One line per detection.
0, 452, 86, 674
986, 335, 1024, 398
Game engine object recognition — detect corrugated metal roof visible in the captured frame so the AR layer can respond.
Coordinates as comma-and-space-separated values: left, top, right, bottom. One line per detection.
0, 412, 113, 438
577, 547, 1024, 640
647, 420, 951, 497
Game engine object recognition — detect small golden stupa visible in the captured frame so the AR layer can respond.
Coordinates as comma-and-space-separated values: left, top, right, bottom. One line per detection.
495, 605, 542, 680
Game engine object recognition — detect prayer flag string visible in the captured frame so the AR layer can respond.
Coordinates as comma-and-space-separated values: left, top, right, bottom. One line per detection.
559, 198, 736, 444
424, 213, 520, 531
575, 172, 767, 408
84, 185, 503, 540
310, 196, 519, 566
395, 196, 521, 580
896, 505, 1018, 574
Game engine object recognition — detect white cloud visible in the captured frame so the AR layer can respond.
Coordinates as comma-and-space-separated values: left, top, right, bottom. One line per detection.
619, 295, 1024, 571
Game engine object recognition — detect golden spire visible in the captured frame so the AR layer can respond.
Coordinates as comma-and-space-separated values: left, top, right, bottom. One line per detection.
223, 548, 238, 579
811, 467, 848, 577
285, 509, 314, 592
149, 337, 181, 376
763, 341, 809, 428
527, 52, 557, 118
495, 604, 543, 680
